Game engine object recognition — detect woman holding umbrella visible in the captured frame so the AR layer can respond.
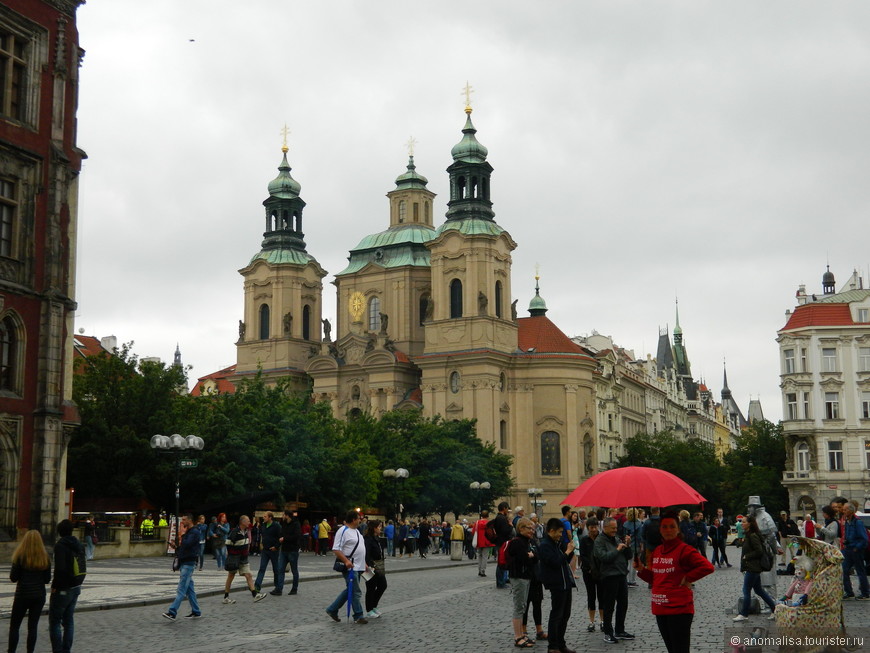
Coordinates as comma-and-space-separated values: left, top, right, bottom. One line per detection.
634, 510, 714, 653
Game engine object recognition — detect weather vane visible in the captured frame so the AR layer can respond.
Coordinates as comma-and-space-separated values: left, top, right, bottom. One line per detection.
535, 262, 541, 282
280, 123, 291, 153
462, 81, 474, 113
406, 136, 417, 157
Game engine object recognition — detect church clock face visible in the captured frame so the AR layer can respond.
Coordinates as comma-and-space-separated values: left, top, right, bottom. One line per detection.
349, 291, 365, 322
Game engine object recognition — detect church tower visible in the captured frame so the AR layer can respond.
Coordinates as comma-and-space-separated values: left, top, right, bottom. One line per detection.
422, 92, 518, 354
235, 141, 327, 390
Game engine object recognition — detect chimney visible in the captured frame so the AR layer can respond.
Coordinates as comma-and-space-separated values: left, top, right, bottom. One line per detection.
100, 335, 117, 352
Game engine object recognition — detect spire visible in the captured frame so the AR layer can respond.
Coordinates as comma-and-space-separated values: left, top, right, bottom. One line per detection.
528, 267, 548, 316
673, 298, 683, 339
174, 343, 182, 367
260, 138, 308, 253
722, 360, 732, 399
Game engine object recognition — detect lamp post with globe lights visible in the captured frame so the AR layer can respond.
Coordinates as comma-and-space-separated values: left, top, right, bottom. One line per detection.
527, 488, 544, 517
150, 434, 204, 549
469, 481, 491, 514
382, 468, 410, 523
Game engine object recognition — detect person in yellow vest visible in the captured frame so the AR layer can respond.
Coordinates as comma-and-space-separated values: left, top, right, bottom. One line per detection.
158, 514, 169, 528
317, 519, 331, 556
141, 515, 155, 538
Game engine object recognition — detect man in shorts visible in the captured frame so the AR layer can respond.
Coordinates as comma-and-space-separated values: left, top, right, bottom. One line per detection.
222, 515, 267, 604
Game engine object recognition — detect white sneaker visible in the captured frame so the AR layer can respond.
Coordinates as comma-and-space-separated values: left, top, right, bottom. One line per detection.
768, 613, 777, 621
222, 598, 235, 604
253, 593, 267, 602
732, 614, 748, 622
367, 610, 380, 618
374, 608, 382, 617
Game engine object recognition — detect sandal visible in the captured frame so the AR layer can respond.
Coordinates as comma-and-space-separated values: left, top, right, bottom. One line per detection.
514, 636, 535, 648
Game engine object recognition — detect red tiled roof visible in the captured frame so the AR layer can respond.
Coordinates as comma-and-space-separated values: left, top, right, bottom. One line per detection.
73, 335, 108, 359
190, 364, 237, 396
394, 350, 410, 363
517, 316, 590, 356
782, 303, 854, 330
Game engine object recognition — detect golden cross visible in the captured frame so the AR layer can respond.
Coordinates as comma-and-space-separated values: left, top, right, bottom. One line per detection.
406, 136, 417, 157
462, 81, 474, 110
280, 123, 291, 152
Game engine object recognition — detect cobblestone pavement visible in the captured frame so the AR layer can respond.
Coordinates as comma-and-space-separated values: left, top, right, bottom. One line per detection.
3, 552, 868, 652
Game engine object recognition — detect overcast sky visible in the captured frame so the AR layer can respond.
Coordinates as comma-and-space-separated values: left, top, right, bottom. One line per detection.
73, 2, 870, 421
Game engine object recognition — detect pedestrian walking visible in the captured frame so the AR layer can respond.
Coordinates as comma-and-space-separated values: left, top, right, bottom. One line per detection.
317, 518, 331, 556
278, 510, 301, 595
709, 518, 731, 568
577, 516, 604, 632
384, 520, 395, 557
418, 518, 430, 558
212, 513, 229, 569
83, 515, 96, 561
732, 515, 778, 621
538, 517, 576, 653
326, 510, 368, 624
594, 516, 634, 643
8, 530, 51, 653
162, 514, 202, 621
254, 511, 282, 594
508, 517, 540, 649
840, 502, 870, 600
221, 515, 267, 604
364, 520, 388, 618
634, 511, 714, 653
49, 519, 85, 653
473, 510, 494, 577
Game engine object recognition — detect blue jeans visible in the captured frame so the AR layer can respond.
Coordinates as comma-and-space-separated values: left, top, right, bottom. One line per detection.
197, 542, 205, 569
84, 535, 95, 561
255, 549, 280, 590
167, 563, 200, 616
496, 566, 509, 588
48, 585, 80, 653
740, 571, 776, 616
842, 548, 870, 597
215, 545, 227, 569
386, 538, 394, 556
326, 570, 363, 620
278, 550, 299, 592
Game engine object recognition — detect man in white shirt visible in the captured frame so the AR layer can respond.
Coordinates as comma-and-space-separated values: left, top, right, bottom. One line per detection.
325, 510, 368, 624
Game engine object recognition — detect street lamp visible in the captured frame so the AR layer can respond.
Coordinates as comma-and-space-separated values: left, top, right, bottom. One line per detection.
469, 481, 491, 514
527, 488, 544, 516
150, 434, 204, 548
383, 468, 409, 522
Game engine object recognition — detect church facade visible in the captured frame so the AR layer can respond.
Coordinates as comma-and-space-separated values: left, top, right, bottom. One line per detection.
233, 105, 599, 513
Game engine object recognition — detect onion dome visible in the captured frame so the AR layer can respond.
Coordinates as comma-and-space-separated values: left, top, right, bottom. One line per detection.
450, 109, 489, 163
528, 277, 548, 316
267, 149, 301, 199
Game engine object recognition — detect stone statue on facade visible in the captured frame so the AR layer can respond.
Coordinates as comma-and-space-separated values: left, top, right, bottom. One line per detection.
478, 291, 488, 315
511, 299, 518, 321
238, 320, 246, 340
283, 312, 293, 334
379, 312, 389, 335
322, 318, 332, 342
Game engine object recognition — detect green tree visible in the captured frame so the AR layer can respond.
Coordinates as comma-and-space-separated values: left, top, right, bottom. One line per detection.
721, 420, 788, 516
616, 430, 724, 509
69, 342, 188, 501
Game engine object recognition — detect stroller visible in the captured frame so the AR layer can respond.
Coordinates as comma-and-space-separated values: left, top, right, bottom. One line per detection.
773, 536, 844, 652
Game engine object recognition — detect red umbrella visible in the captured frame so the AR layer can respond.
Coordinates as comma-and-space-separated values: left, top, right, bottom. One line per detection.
561, 466, 706, 508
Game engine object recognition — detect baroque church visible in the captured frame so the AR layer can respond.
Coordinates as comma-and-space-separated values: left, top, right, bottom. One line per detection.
230, 101, 600, 510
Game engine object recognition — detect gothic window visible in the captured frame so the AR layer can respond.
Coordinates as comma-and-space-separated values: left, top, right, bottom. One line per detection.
258, 304, 270, 340
398, 200, 406, 223
499, 420, 507, 450
494, 280, 503, 318
0, 315, 18, 392
0, 179, 15, 258
368, 296, 381, 331
541, 431, 561, 475
302, 305, 311, 340
449, 279, 462, 318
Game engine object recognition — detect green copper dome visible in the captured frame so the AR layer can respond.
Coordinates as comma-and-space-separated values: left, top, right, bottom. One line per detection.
529, 283, 548, 316
267, 151, 301, 199
435, 217, 504, 238
450, 112, 488, 163
395, 156, 429, 190
336, 224, 436, 276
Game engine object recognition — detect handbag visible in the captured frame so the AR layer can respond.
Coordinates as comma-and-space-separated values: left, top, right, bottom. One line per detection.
171, 555, 180, 572
332, 527, 359, 572
471, 530, 478, 548
225, 553, 240, 572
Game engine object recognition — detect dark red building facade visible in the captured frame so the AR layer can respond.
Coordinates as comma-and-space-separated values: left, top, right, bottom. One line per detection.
0, 0, 84, 537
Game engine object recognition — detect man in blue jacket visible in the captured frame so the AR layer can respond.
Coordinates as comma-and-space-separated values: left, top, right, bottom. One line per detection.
841, 502, 869, 599
162, 514, 202, 620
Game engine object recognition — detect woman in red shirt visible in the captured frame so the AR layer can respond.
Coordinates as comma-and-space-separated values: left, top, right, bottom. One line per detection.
634, 510, 714, 653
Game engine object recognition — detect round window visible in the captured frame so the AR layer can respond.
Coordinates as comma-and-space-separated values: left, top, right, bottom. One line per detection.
449, 371, 461, 394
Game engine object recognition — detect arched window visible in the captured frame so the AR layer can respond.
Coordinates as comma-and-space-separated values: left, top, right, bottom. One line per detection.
413, 203, 419, 221
0, 316, 18, 392
796, 442, 810, 472
500, 420, 507, 450
302, 305, 311, 340
541, 431, 561, 475
457, 176, 466, 200
398, 200, 406, 223
258, 304, 270, 340
368, 296, 381, 331
471, 176, 478, 198
495, 280, 503, 318
449, 279, 462, 318
424, 201, 430, 222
